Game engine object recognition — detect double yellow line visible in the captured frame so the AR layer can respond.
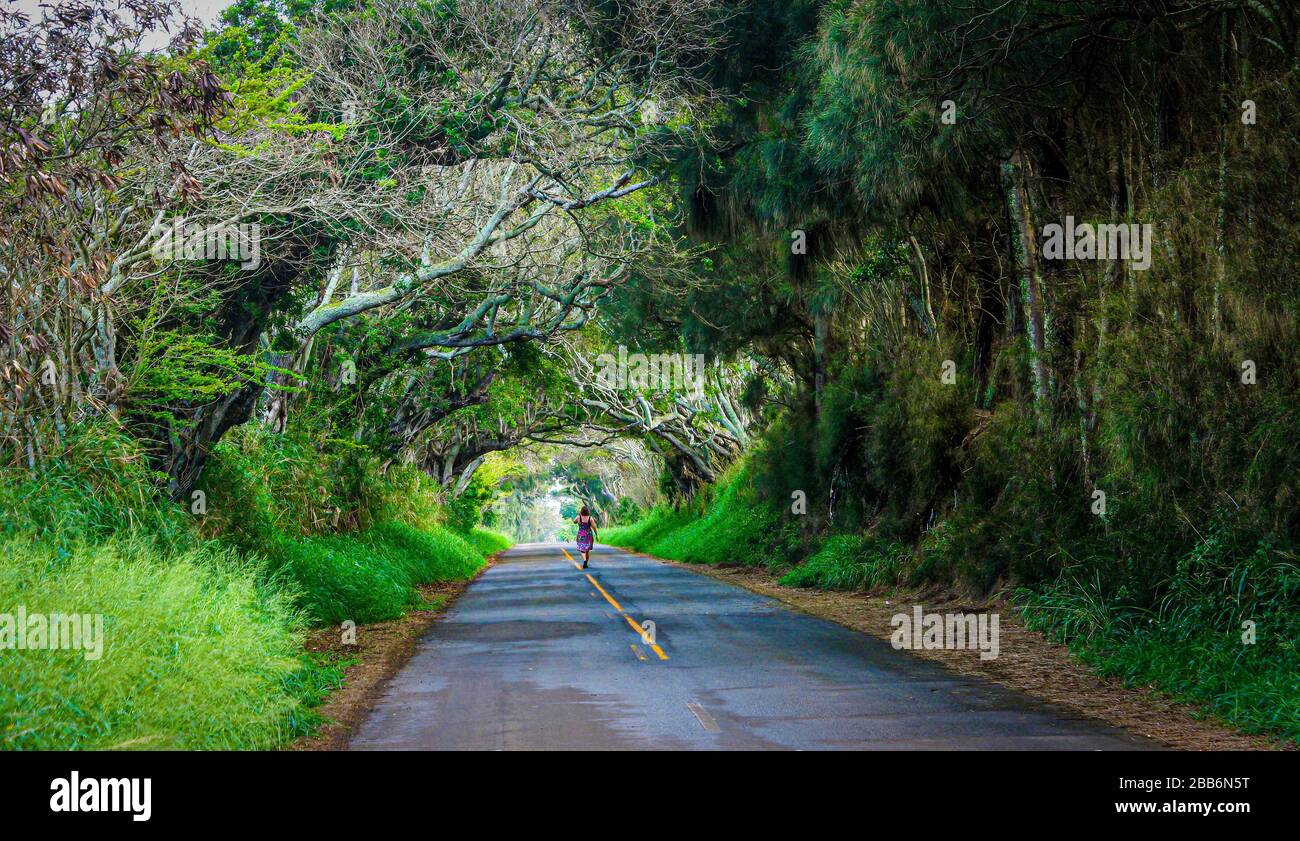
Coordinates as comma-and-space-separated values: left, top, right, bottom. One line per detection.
563, 548, 669, 661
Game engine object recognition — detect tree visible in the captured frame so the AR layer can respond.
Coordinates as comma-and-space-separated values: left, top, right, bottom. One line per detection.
86, 0, 722, 495
0, 0, 229, 468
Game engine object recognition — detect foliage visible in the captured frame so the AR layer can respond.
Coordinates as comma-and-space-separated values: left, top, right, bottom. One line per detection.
1019, 525, 1300, 743
0, 534, 309, 750
605, 460, 801, 569
0, 422, 196, 552
779, 535, 906, 590
0, 412, 494, 750
198, 427, 488, 624
463, 528, 513, 558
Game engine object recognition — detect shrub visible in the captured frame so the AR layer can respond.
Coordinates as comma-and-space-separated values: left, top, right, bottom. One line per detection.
606, 461, 805, 569
197, 429, 489, 626
0, 422, 195, 551
604, 505, 697, 550
260, 532, 411, 625
259, 521, 488, 626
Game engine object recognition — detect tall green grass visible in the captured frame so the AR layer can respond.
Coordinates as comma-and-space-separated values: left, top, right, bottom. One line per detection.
604, 463, 801, 569
0, 422, 196, 551
255, 521, 488, 625
464, 528, 513, 557
0, 422, 498, 750
247, 522, 493, 627
0, 535, 314, 750
603, 505, 696, 551
606, 467, 908, 591
198, 431, 493, 625
778, 534, 906, 590
1019, 529, 1300, 744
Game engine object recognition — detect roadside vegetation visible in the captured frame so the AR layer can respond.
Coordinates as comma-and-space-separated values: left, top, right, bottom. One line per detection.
0, 423, 506, 750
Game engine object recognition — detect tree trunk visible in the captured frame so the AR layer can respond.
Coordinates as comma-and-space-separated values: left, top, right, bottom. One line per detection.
261, 350, 295, 434
1212, 11, 1231, 343
155, 248, 312, 500
1001, 152, 1050, 412
812, 307, 828, 417
165, 381, 267, 501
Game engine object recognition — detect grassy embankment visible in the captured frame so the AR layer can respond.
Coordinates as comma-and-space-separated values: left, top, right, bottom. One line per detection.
0, 424, 510, 750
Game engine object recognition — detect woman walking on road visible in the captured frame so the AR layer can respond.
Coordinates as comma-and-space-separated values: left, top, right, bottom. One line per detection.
574, 505, 597, 568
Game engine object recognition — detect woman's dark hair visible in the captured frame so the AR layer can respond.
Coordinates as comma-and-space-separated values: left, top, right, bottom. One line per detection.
580, 505, 590, 516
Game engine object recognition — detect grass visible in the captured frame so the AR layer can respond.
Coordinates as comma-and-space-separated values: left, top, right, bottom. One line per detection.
0, 510, 494, 749
0, 424, 502, 750
464, 528, 513, 557
603, 505, 696, 552
257, 521, 490, 626
604, 463, 800, 569
778, 535, 907, 590
194, 432, 498, 626
0, 511, 494, 748
0, 534, 311, 750
0, 422, 198, 552
1018, 535, 1300, 745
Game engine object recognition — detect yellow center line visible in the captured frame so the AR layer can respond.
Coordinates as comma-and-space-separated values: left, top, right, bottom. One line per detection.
561, 549, 669, 661
624, 614, 670, 660
585, 573, 623, 612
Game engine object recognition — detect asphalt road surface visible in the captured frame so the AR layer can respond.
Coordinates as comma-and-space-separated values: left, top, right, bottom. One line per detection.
350, 543, 1152, 750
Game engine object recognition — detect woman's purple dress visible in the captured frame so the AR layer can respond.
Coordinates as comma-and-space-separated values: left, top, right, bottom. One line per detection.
576, 517, 594, 552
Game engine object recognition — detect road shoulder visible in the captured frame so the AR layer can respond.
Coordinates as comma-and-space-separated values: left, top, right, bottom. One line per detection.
288, 561, 493, 751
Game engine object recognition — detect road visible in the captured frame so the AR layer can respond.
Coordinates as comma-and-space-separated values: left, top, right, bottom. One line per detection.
350, 543, 1152, 750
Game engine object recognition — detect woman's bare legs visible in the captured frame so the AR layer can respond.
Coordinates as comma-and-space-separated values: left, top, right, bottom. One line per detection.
581, 550, 590, 567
